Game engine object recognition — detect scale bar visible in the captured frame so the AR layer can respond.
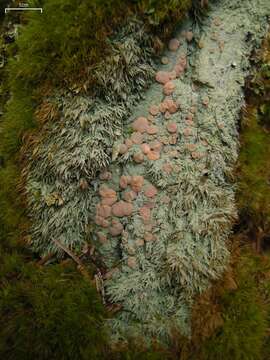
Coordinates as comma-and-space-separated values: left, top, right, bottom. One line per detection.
5, 8, 43, 13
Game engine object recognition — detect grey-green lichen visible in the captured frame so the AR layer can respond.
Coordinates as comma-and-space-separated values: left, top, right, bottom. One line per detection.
25, 20, 155, 255
94, 0, 269, 343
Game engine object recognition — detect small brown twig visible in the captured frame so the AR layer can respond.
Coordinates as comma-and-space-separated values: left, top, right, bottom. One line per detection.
53, 239, 93, 283
37, 252, 54, 266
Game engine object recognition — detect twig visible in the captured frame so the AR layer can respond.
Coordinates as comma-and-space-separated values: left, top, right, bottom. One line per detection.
37, 252, 54, 265
53, 239, 93, 283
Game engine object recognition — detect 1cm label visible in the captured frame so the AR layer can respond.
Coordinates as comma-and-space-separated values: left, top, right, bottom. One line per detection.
19, 2, 29, 7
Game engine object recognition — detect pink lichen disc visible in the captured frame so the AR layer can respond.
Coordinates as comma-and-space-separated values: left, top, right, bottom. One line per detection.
133, 152, 144, 163
166, 99, 179, 114
131, 176, 144, 192
112, 201, 133, 217
190, 106, 197, 114
159, 102, 167, 113
183, 127, 193, 136
155, 71, 171, 85
139, 206, 151, 223
168, 38, 180, 51
119, 175, 130, 189
127, 257, 137, 269
99, 186, 117, 206
186, 31, 194, 42
149, 140, 162, 152
144, 185, 158, 198
101, 196, 117, 206
99, 186, 116, 198
96, 204, 111, 218
149, 105, 159, 116
119, 143, 128, 155
162, 163, 173, 174
140, 143, 151, 155
202, 96, 209, 106
147, 125, 159, 135
174, 64, 184, 77
164, 111, 171, 120
169, 134, 178, 145
109, 220, 124, 236
144, 232, 154, 242
125, 138, 133, 149
123, 190, 137, 202
147, 151, 160, 161
166, 122, 178, 133
163, 81, 176, 96
132, 117, 149, 133
95, 216, 110, 228
131, 132, 144, 145
191, 151, 202, 159
186, 143, 197, 152
135, 238, 145, 247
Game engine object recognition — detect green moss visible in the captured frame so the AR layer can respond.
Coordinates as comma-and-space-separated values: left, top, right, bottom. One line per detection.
0, 262, 108, 360
197, 251, 269, 360
0, 86, 35, 159
237, 35, 270, 234
10, 0, 193, 88
238, 110, 270, 224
